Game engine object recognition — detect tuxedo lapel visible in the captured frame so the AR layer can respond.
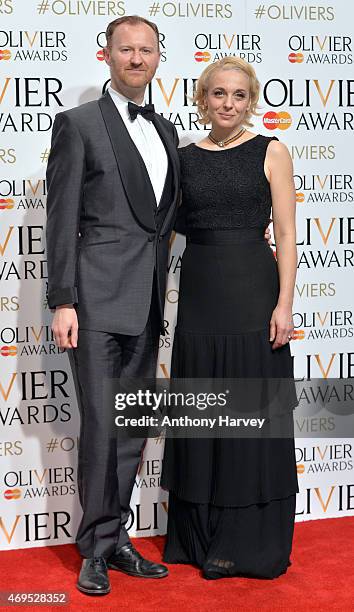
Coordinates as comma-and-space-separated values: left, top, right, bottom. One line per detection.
98, 92, 156, 231
152, 113, 180, 233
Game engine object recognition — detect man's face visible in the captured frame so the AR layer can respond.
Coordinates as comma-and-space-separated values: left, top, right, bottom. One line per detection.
104, 23, 160, 100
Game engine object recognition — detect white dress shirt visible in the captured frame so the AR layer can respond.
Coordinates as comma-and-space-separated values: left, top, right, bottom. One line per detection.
108, 86, 168, 206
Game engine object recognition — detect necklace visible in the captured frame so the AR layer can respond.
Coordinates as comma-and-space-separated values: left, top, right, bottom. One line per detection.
208, 127, 246, 148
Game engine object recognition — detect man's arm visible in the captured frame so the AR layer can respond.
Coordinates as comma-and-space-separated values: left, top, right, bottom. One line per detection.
46, 112, 85, 308
46, 112, 85, 348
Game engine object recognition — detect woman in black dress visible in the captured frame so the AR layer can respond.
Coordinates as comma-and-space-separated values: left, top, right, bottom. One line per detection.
161, 57, 298, 580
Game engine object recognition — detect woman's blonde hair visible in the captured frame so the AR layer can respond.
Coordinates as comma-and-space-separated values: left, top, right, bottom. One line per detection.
194, 57, 261, 127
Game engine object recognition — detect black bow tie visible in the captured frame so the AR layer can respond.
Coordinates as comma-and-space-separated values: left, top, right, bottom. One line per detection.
128, 101, 155, 122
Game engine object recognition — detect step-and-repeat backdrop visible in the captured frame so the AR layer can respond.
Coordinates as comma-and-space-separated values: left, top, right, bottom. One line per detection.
1, 0, 353, 549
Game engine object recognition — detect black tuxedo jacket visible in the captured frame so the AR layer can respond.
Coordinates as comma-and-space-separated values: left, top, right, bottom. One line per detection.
46, 91, 180, 335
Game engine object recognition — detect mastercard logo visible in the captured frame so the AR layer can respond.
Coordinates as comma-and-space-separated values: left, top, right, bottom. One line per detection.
297, 464, 305, 474
263, 111, 292, 130
288, 52, 304, 64
293, 330, 305, 340
0, 49, 11, 61
0, 345, 17, 357
0, 198, 14, 210
96, 49, 105, 61
4, 489, 21, 500
296, 192, 305, 203
194, 51, 211, 63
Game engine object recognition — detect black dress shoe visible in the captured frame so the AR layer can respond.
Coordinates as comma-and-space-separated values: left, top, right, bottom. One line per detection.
107, 543, 168, 578
77, 557, 111, 595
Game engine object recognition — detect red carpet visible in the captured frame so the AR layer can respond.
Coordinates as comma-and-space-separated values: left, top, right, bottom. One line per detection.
0, 517, 353, 611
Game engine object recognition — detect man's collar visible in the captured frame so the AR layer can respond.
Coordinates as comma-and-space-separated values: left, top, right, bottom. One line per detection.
108, 85, 145, 107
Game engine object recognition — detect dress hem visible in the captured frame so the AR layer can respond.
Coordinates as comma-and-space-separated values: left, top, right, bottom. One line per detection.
160, 487, 299, 508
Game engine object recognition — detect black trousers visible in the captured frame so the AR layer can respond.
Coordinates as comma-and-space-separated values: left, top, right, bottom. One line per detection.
68, 293, 160, 559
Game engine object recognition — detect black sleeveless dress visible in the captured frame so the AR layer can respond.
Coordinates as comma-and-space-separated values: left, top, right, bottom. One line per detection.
161, 135, 299, 579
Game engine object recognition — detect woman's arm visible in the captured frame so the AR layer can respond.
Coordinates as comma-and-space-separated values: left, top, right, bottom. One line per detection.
265, 140, 297, 350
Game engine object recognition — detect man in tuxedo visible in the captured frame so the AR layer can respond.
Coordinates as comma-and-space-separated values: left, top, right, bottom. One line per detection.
46, 16, 179, 595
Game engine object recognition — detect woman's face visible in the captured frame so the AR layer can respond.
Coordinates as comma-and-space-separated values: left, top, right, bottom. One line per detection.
204, 68, 251, 132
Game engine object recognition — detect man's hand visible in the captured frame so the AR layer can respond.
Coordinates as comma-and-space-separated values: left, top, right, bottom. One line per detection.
52, 305, 78, 349
264, 219, 273, 246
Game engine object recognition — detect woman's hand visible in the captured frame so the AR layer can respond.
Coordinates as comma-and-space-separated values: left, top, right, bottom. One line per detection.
264, 220, 273, 246
269, 305, 294, 350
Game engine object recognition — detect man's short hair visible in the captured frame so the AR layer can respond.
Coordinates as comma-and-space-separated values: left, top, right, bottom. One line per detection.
105, 15, 160, 51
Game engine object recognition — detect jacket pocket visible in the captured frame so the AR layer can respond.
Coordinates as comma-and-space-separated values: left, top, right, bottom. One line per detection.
80, 239, 120, 248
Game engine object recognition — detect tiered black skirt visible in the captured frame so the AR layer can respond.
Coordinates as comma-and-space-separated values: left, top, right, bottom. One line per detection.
161, 230, 299, 579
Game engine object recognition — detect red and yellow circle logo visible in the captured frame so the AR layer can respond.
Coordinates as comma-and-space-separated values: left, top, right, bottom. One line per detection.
288, 52, 304, 63
0, 345, 17, 356
263, 111, 292, 130
0, 49, 11, 61
194, 51, 211, 63
4, 489, 21, 500
0, 198, 14, 210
